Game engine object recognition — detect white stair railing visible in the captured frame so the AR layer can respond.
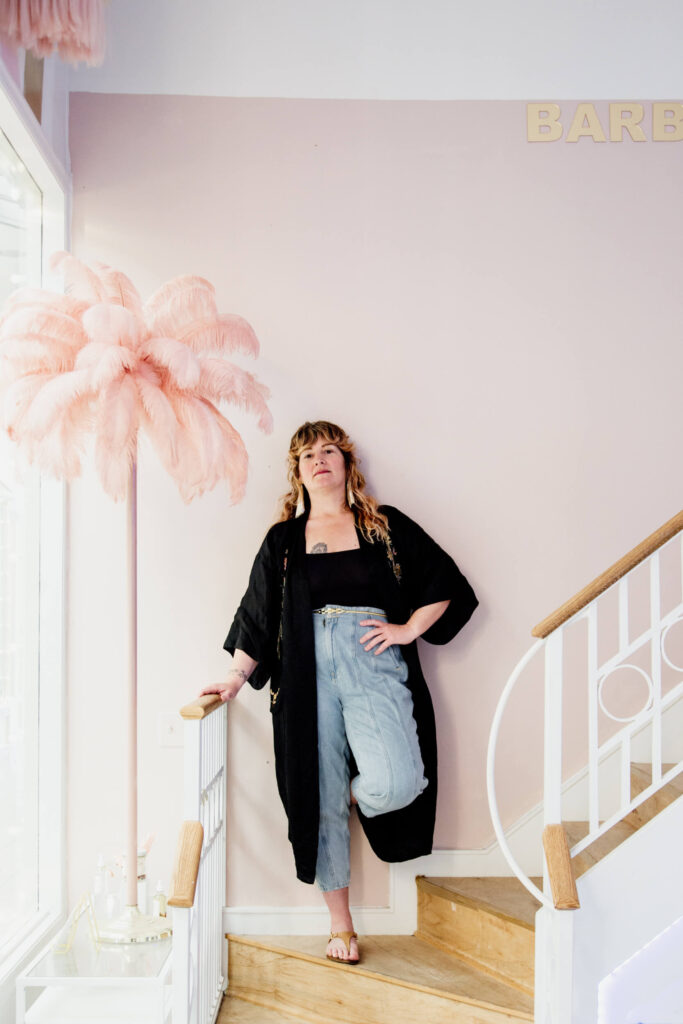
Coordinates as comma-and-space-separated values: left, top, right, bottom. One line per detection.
487, 510, 683, 910
171, 696, 227, 1024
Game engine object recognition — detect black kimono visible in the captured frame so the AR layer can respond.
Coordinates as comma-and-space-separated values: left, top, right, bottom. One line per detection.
224, 505, 477, 884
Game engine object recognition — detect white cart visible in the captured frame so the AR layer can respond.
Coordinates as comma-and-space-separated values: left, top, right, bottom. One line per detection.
16, 930, 172, 1024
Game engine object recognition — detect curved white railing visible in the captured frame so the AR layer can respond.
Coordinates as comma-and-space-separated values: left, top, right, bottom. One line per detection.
487, 512, 683, 910
486, 639, 550, 907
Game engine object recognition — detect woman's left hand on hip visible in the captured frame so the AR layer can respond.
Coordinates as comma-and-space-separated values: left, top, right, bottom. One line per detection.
359, 619, 416, 654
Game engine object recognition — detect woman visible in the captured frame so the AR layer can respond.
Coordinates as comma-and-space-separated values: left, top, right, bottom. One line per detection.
201, 421, 477, 965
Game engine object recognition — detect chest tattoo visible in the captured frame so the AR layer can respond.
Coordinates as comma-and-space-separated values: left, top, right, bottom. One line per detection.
310, 542, 328, 553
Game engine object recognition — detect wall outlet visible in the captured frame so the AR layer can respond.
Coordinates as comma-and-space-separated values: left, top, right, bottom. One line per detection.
158, 712, 183, 748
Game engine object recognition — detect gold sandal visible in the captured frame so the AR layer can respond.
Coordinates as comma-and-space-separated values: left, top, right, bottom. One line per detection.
326, 930, 360, 965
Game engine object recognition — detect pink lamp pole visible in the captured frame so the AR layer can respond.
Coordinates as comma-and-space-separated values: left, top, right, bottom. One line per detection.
100, 463, 163, 943
127, 464, 139, 912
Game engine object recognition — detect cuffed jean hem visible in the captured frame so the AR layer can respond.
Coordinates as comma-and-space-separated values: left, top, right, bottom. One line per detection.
351, 775, 428, 819
316, 876, 351, 893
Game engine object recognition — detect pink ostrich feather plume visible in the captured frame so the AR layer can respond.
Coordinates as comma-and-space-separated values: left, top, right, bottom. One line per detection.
95, 376, 139, 501
143, 277, 259, 357
0, 336, 78, 376
32, 417, 86, 479
21, 368, 92, 439
134, 362, 179, 471
75, 342, 139, 387
50, 251, 109, 305
82, 303, 146, 350
199, 358, 273, 434
92, 262, 144, 319
0, 254, 271, 504
144, 275, 216, 321
0, 288, 89, 325
3, 372, 56, 436
0, 306, 89, 352
137, 337, 201, 390
176, 313, 260, 358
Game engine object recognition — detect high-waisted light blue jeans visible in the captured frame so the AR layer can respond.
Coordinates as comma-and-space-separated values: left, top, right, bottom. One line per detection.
313, 605, 428, 892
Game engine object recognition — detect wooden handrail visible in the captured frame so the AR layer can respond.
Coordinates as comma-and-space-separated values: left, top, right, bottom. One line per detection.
179, 693, 224, 720
168, 820, 204, 909
532, 509, 683, 639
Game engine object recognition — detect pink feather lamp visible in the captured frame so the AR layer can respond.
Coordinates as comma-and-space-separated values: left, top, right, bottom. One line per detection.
0, 252, 272, 942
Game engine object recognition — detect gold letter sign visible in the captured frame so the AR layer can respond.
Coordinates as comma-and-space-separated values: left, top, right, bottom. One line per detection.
527, 103, 563, 142
609, 104, 646, 142
527, 102, 683, 142
566, 103, 607, 143
653, 103, 683, 141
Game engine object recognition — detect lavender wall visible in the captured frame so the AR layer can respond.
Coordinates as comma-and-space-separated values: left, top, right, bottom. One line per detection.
68, 93, 682, 908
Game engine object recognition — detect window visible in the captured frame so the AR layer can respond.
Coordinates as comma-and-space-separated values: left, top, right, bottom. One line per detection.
0, 59, 67, 1010
0, 120, 44, 959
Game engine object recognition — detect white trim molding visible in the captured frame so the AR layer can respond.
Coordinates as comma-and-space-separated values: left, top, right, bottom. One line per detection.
223, 827, 543, 937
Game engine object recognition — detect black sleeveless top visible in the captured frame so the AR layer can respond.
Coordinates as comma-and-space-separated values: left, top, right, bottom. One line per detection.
306, 547, 385, 609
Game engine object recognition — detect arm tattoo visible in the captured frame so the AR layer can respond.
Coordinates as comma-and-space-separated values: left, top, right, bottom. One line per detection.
310, 542, 328, 553
227, 668, 248, 682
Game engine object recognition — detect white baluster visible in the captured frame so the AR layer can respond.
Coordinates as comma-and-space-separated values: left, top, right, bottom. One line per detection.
650, 553, 663, 785
618, 577, 629, 651
620, 736, 631, 813
543, 629, 564, 826
172, 907, 190, 1024
587, 604, 600, 834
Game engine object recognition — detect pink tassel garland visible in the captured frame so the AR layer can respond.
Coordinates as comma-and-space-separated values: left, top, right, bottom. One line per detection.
0, 0, 106, 66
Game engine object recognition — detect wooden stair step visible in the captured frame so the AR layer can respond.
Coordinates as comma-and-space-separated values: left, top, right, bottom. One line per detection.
566, 763, 683, 879
416, 877, 541, 997
228, 934, 534, 1024
421, 877, 542, 928
628, 763, 683, 826
630, 762, 682, 798
566, 819, 637, 877
219, 994, 317, 1023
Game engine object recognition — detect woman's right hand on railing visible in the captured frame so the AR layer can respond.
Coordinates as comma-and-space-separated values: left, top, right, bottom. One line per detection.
199, 649, 258, 703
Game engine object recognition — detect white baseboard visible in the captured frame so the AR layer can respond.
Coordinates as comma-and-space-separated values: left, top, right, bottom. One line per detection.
223, 824, 541, 936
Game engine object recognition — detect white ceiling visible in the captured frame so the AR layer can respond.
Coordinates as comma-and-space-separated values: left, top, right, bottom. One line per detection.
69, 0, 683, 100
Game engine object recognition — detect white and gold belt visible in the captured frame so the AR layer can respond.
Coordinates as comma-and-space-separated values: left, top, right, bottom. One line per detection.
313, 606, 386, 617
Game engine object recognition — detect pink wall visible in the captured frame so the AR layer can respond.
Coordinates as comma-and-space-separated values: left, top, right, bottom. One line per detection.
67, 94, 682, 908
0, 40, 21, 87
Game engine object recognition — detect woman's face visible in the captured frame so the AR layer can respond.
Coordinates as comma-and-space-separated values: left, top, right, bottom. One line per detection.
298, 437, 346, 495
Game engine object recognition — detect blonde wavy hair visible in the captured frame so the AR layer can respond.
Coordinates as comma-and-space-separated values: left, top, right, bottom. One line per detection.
278, 420, 389, 543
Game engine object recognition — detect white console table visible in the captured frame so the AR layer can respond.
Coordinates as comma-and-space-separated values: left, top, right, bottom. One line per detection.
16, 931, 172, 1024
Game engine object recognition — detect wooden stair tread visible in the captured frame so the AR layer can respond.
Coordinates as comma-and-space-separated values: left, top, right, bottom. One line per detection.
565, 765, 683, 878
630, 763, 682, 797
566, 819, 637, 877
219, 994, 313, 1023
229, 934, 534, 1019
419, 877, 542, 929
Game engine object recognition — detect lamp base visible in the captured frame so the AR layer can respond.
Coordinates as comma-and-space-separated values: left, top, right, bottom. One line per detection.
99, 904, 171, 944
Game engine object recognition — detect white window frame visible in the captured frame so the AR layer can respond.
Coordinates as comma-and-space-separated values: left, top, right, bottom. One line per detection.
0, 54, 68, 1017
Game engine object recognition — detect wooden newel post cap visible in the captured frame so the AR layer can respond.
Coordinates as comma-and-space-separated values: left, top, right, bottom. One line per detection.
543, 824, 580, 910
168, 821, 204, 909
